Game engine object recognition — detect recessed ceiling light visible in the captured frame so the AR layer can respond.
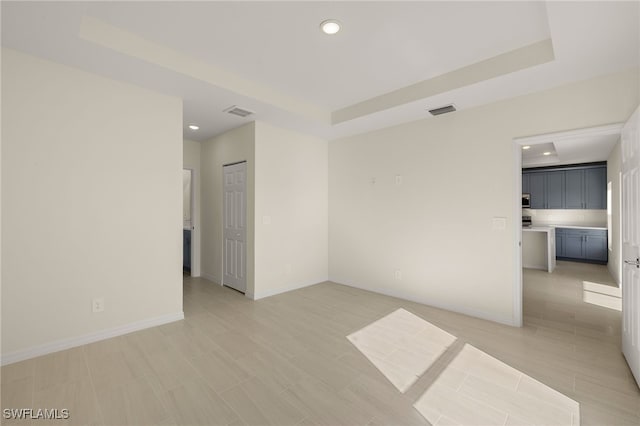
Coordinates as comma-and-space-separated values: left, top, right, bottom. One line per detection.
188, 124, 199, 130
543, 152, 551, 156
320, 19, 341, 35
522, 145, 531, 150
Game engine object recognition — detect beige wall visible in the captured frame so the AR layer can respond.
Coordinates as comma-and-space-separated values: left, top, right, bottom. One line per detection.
1, 49, 183, 359
329, 68, 639, 325
183, 139, 201, 277
199, 121, 328, 299
254, 121, 328, 299
200, 123, 256, 295
607, 140, 622, 284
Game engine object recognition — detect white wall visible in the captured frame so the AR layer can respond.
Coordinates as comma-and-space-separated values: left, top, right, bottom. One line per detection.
254, 121, 328, 299
607, 140, 622, 284
183, 139, 201, 277
329, 68, 639, 325
200, 123, 255, 295
1, 49, 183, 361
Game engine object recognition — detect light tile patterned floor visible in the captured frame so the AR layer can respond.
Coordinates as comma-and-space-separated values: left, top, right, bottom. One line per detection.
414, 344, 580, 425
347, 308, 456, 392
1, 261, 638, 425
581, 281, 622, 311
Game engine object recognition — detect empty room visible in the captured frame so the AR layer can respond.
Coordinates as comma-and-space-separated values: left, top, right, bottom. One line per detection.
1, 1, 639, 425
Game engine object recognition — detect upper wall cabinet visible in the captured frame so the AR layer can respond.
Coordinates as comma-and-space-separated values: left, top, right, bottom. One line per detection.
527, 169, 565, 209
584, 167, 606, 209
522, 173, 530, 195
522, 163, 607, 210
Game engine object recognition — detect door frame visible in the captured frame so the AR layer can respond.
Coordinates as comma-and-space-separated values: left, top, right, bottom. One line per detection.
511, 123, 623, 326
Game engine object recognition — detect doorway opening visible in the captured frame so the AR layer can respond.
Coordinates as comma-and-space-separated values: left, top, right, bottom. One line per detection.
512, 123, 624, 326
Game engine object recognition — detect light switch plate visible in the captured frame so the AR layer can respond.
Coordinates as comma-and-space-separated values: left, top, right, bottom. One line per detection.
262, 215, 271, 225
492, 217, 507, 231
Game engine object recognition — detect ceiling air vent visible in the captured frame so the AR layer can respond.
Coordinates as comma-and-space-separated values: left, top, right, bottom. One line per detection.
428, 104, 457, 116
224, 105, 254, 118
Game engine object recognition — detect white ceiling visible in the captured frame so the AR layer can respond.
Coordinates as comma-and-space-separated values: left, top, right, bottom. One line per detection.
2, 1, 639, 142
522, 133, 620, 168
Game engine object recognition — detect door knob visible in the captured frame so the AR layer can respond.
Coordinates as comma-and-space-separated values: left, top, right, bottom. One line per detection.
624, 257, 640, 268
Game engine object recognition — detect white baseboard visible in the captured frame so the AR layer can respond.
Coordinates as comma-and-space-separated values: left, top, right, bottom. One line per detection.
200, 272, 220, 284
1, 311, 184, 366
328, 277, 516, 327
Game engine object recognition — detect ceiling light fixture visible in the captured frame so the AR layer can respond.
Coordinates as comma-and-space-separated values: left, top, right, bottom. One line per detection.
320, 19, 341, 35
188, 124, 199, 130
543, 152, 551, 156
522, 145, 531, 150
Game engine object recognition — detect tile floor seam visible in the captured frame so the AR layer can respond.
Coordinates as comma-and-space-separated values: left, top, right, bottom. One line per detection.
221, 388, 261, 426
449, 385, 511, 426
502, 413, 509, 426
426, 379, 510, 426
514, 374, 524, 392
81, 345, 105, 426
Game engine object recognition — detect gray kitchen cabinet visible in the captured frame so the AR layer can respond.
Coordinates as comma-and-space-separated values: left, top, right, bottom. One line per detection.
555, 228, 565, 257
563, 230, 585, 258
564, 169, 584, 209
522, 173, 530, 194
545, 171, 565, 209
584, 231, 608, 261
585, 167, 607, 209
529, 172, 546, 209
522, 164, 606, 210
555, 227, 607, 264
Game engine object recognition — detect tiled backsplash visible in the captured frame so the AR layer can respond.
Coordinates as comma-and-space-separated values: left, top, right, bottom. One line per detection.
523, 209, 607, 227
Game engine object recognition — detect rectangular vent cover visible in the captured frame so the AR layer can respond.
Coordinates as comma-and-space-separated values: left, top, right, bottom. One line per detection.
428, 104, 457, 116
224, 105, 254, 117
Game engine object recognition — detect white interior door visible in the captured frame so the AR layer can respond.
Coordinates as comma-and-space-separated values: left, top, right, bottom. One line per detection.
621, 106, 640, 386
223, 162, 247, 293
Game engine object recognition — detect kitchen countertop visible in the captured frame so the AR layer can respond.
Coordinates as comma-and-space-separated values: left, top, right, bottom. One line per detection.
547, 224, 607, 231
524, 225, 607, 231
522, 226, 554, 232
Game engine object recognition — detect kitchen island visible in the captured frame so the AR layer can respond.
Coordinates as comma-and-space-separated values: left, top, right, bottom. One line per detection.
522, 226, 556, 273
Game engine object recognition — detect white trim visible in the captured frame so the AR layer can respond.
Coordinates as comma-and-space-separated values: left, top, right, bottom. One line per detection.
512, 140, 523, 327
333, 279, 516, 326
512, 123, 624, 328
516, 123, 623, 145
200, 272, 221, 285
1, 311, 184, 366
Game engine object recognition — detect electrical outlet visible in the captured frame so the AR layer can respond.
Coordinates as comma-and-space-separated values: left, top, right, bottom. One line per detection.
394, 270, 402, 280
395, 175, 403, 185
92, 298, 104, 313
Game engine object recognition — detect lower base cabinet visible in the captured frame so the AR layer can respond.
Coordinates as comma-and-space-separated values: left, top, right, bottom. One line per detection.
555, 228, 607, 264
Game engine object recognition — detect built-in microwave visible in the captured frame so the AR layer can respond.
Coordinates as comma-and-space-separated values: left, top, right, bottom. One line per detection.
522, 193, 531, 208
